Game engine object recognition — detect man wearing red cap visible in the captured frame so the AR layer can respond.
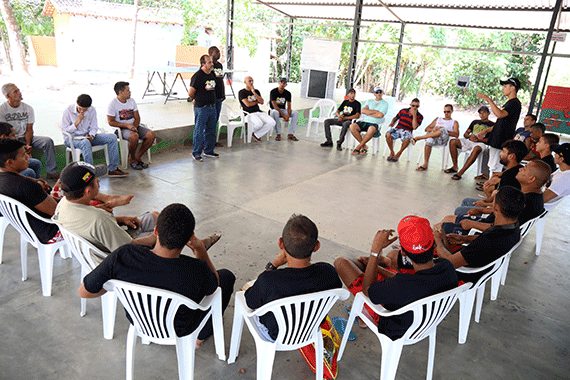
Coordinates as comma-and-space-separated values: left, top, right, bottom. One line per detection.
334, 216, 457, 339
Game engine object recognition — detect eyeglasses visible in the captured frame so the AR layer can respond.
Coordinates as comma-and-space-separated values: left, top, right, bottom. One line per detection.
443, 110, 452, 113
411, 104, 419, 108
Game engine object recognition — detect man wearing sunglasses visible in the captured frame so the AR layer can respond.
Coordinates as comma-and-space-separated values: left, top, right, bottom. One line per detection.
385, 98, 424, 162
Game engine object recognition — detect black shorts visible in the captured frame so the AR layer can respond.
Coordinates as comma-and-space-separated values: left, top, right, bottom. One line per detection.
356, 121, 380, 137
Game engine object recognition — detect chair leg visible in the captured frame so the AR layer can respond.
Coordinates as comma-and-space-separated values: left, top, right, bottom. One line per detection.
256, 342, 277, 380
101, 291, 118, 340
426, 332, 436, 380
38, 246, 57, 297
20, 235, 27, 281
474, 284, 485, 323
379, 338, 404, 380
121, 141, 128, 169
407, 143, 413, 162
490, 272, 501, 301
126, 326, 137, 380
458, 290, 476, 344
176, 335, 196, 380
211, 292, 226, 361
535, 217, 546, 256
314, 329, 324, 380
227, 126, 234, 147
228, 302, 245, 364
80, 266, 88, 317
0, 217, 9, 264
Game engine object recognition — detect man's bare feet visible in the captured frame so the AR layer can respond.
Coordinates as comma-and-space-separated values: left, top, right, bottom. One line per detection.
203, 233, 222, 250
195, 339, 204, 349
106, 195, 134, 208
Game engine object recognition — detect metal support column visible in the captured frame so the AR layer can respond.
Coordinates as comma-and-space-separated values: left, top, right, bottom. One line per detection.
529, 0, 563, 113
286, 17, 294, 79
392, 22, 405, 98
346, 0, 363, 89
225, 0, 235, 74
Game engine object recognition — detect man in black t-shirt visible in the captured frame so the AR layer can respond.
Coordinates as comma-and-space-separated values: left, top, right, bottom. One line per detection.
189, 55, 218, 162
321, 88, 362, 150
434, 186, 523, 284
447, 106, 494, 180
0, 138, 60, 244
335, 216, 457, 340
245, 214, 342, 341
477, 77, 522, 176
238, 76, 275, 142
209, 46, 226, 148
79, 203, 235, 346
269, 78, 299, 141
536, 133, 559, 173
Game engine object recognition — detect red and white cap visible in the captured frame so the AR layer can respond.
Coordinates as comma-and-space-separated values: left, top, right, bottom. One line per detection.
397, 215, 434, 254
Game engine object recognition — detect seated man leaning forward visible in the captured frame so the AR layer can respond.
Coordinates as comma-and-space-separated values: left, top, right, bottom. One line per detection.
0, 122, 43, 179
78, 203, 235, 349
321, 88, 361, 150
106, 81, 156, 170
446, 106, 494, 181
385, 98, 424, 162
432, 186, 523, 285
269, 78, 299, 141
238, 76, 275, 142
244, 214, 342, 342
349, 86, 388, 155
335, 216, 457, 339
413, 104, 460, 171
62, 94, 128, 178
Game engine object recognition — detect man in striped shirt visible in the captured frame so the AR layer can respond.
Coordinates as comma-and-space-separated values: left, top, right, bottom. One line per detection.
385, 98, 424, 162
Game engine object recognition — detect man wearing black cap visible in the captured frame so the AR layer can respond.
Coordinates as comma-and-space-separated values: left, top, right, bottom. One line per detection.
543, 143, 570, 210
476, 77, 522, 176
52, 162, 158, 264
321, 88, 361, 150
269, 78, 299, 141
446, 106, 494, 180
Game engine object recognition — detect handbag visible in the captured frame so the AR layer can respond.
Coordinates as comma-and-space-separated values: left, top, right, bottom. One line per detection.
298, 316, 341, 379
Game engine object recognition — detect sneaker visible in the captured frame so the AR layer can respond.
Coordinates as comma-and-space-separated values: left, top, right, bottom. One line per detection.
94, 164, 108, 177
203, 152, 220, 158
46, 172, 60, 180
320, 141, 333, 147
192, 154, 203, 162
108, 169, 129, 178
336, 142, 342, 151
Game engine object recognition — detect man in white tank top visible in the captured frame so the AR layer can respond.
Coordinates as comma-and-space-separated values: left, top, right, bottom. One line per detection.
413, 104, 459, 171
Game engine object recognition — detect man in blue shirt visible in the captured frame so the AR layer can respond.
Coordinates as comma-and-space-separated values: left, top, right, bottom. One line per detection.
349, 86, 389, 155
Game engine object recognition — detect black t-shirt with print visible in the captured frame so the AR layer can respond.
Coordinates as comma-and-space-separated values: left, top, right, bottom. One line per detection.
488, 98, 522, 149
239, 89, 262, 114
337, 100, 362, 117
212, 61, 225, 101
190, 69, 217, 107
269, 88, 292, 110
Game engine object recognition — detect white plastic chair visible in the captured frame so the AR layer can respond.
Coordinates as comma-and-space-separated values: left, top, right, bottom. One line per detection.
104, 280, 226, 380
228, 288, 350, 380
456, 241, 520, 344
217, 104, 246, 147
110, 124, 153, 169
59, 123, 111, 167
57, 226, 117, 340
457, 145, 488, 176
338, 284, 470, 380
305, 99, 336, 137
0, 216, 10, 264
416, 139, 451, 170
0, 194, 70, 296
382, 138, 414, 162
535, 197, 565, 255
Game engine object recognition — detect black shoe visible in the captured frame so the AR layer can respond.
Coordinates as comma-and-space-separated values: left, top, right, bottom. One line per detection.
321, 141, 333, 147
336, 142, 342, 151
203, 152, 220, 158
192, 154, 203, 162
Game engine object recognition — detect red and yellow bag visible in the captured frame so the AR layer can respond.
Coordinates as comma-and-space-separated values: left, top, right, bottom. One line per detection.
298, 316, 341, 379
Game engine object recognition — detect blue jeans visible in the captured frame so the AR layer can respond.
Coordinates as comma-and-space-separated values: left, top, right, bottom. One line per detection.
18, 136, 57, 174
64, 134, 120, 171
193, 104, 217, 157
21, 158, 42, 179
454, 197, 484, 216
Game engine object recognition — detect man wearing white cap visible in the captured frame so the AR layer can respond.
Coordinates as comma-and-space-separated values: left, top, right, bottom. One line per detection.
349, 86, 388, 155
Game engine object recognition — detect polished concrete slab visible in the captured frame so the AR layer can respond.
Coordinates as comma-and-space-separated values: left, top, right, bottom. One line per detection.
0, 126, 569, 380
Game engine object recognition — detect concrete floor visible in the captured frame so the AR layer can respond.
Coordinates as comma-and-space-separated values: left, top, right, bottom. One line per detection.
1, 121, 569, 379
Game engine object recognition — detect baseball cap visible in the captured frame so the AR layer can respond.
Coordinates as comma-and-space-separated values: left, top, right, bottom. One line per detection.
478, 106, 490, 113
397, 215, 434, 254
59, 162, 97, 192
373, 86, 383, 94
499, 77, 521, 91
347, 88, 356, 94
554, 143, 570, 162
279, 77, 288, 83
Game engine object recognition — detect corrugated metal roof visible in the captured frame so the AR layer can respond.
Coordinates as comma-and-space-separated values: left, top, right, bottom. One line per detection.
42, 0, 184, 25
256, 0, 570, 32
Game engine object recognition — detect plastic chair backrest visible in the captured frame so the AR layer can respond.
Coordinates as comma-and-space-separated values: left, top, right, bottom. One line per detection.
311, 99, 336, 119
0, 194, 52, 248
250, 288, 349, 349
363, 283, 470, 344
220, 104, 243, 125
104, 280, 219, 342
57, 226, 105, 271
520, 212, 545, 239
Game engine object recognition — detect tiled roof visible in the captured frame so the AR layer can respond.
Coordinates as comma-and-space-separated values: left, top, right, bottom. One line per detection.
42, 0, 184, 25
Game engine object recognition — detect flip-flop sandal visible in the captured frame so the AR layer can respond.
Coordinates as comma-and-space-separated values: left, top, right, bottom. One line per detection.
215, 142, 224, 147
411, 138, 417, 146
275, 135, 282, 141
137, 161, 149, 169
287, 135, 298, 141
474, 174, 489, 180
360, 148, 368, 155
352, 149, 361, 155
444, 168, 458, 173
416, 166, 427, 171
475, 185, 484, 191
451, 174, 462, 180
204, 233, 222, 250
130, 162, 143, 170
331, 316, 356, 341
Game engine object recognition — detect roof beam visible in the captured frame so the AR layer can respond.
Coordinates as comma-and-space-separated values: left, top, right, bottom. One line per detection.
377, 0, 404, 23
254, 0, 295, 19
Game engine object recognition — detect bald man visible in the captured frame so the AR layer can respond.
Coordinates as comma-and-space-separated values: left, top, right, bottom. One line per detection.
238, 76, 275, 142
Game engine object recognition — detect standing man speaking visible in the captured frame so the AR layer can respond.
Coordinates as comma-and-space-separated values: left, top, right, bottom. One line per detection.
188, 55, 218, 162
209, 46, 226, 148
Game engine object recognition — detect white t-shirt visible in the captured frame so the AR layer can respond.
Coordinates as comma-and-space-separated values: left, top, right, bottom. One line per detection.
435, 117, 456, 133
0, 101, 35, 138
545, 168, 570, 210
107, 97, 138, 125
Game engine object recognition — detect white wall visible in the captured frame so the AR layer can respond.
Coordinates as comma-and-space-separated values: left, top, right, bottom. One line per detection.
57, 15, 183, 71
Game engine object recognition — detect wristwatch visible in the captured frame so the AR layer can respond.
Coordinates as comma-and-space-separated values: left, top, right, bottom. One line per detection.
370, 252, 380, 258
265, 261, 278, 271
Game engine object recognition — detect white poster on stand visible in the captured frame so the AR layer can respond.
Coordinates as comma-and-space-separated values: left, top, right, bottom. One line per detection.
300, 38, 342, 72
